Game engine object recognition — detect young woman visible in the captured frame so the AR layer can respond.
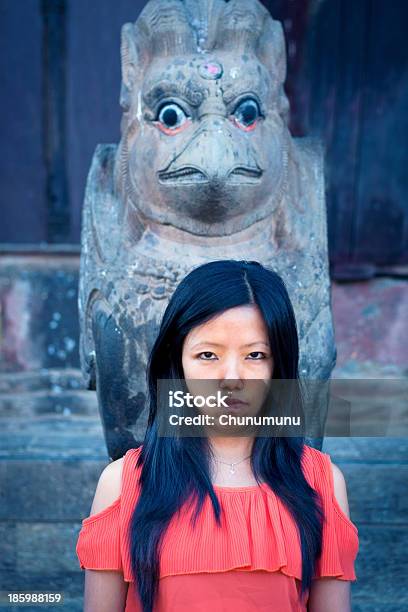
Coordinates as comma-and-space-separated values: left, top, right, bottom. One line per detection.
76, 260, 359, 612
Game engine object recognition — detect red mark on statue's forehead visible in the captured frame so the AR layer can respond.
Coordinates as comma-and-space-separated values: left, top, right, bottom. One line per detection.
207, 63, 220, 75
198, 59, 223, 80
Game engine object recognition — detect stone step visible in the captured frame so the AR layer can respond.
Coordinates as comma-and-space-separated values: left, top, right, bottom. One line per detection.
322, 437, 408, 462
0, 414, 108, 608
353, 603, 407, 612
351, 524, 407, 609
0, 369, 99, 424
0, 417, 107, 459
0, 602, 83, 612
0, 389, 98, 419
0, 370, 85, 394
0, 456, 110, 521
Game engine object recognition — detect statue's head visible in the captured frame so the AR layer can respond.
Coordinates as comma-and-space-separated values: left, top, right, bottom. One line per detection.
116, 0, 291, 236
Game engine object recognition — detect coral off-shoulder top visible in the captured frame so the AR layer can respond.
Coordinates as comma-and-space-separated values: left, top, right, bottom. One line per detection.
76, 444, 359, 612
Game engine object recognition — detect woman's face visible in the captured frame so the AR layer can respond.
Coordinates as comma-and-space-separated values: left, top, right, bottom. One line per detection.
182, 304, 274, 381
180, 305, 274, 429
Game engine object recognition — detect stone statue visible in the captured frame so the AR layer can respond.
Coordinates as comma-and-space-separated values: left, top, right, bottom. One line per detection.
79, 0, 336, 460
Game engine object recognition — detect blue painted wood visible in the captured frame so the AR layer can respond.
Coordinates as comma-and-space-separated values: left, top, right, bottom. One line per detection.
65, 0, 147, 242
292, 0, 408, 273
42, 0, 70, 242
0, 0, 46, 243
353, 0, 408, 265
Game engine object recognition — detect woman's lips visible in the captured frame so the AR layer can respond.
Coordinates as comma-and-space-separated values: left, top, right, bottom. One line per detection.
224, 398, 249, 411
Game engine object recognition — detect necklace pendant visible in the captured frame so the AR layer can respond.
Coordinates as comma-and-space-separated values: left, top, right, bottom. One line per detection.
229, 464, 235, 475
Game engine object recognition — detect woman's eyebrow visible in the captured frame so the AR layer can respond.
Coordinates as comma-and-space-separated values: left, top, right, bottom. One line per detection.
190, 341, 224, 349
190, 341, 269, 349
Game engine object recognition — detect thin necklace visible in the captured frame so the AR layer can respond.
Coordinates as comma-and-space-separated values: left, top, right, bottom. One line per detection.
213, 454, 252, 475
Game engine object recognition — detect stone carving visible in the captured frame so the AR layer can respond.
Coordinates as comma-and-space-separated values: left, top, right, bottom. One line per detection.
79, 0, 336, 460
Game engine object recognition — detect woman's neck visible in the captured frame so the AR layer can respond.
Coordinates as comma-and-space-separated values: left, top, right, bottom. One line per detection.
208, 436, 255, 461
208, 437, 259, 486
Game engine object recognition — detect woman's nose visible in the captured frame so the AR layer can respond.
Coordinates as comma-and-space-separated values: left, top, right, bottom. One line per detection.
219, 359, 245, 388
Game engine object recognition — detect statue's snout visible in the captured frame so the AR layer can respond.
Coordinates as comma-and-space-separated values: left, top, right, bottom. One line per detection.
158, 117, 263, 186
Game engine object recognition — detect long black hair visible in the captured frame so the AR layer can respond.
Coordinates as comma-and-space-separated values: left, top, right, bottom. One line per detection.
129, 260, 324, 611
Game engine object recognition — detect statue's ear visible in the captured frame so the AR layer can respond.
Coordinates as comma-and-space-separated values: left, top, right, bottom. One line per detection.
120, 23, 139, 111
258, 19, 286, 84
258, 19, 290, 123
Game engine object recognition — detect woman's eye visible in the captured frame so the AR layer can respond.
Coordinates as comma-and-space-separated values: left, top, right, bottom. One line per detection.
157, 103, 188, 129
233, 98, 261, 128
198, 352, 217, 360
247, 351, 266, 360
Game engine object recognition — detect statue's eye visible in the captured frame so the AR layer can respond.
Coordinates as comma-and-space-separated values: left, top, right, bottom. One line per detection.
233, 98, 260, 128
157, 103, 188, 129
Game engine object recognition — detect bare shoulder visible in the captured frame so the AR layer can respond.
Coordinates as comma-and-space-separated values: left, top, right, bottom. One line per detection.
305, 445, 352, 521
330, 461, 351, 519
89, 456, 125, 517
